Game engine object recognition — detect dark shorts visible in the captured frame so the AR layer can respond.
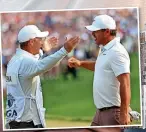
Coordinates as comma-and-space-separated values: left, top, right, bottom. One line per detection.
9, 121, 43, 129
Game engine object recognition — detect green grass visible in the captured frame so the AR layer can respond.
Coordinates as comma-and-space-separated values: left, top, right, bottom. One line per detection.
42, 52, 141, 123
42, 68, 95, 121
130, 53, 140, 112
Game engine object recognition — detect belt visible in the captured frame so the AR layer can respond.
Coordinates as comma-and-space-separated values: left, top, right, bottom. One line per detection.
99, 106, 120, 111
9, 121, 43, 128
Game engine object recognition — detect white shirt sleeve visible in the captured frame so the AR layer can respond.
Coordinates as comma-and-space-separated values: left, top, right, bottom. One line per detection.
110, 51, 130, 77
19, 47, 68, 77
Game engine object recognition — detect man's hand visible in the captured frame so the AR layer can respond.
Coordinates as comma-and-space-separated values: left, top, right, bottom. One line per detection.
120, 112, 131, 125
68, 57, 95, 71
64, 36, 80, 53
42, 37, 58, 52
68, 57, 81, 68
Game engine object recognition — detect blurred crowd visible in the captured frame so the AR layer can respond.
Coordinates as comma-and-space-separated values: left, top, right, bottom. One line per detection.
1, 8, 139, 88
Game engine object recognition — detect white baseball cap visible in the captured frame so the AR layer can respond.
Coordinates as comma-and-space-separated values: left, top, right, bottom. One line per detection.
85, 15, 116, 31
17, 25, 49, 43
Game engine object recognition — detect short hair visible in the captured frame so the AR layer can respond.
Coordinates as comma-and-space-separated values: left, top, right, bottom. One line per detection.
110, 29, 117, 36
19, 41, 29, 49
100, 29, 117, 36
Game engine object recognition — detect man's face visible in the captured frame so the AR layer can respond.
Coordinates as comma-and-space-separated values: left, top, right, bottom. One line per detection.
92, 29, 107, 45
30, 37, 44, 55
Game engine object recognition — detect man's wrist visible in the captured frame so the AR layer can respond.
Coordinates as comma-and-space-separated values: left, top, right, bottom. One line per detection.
120, 109, 129, 116
62, 46, 68, 55
120, 106, 129, 113
120, 112, 129, 116
79, 61, 83, 67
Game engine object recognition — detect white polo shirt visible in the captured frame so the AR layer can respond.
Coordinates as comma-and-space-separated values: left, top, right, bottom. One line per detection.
93, 37, 130, 109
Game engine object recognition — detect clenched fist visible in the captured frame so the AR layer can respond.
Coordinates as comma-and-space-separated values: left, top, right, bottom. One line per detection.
64, 36, 80, 53
68, 57, 81, 68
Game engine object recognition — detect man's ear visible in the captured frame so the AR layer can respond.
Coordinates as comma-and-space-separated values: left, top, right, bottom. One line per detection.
106, 29, 110, 34
29, 39, 34, 46
104, 29, 110, 36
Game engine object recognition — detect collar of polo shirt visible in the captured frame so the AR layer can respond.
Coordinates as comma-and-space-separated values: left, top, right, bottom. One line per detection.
16, 48, 36, 58
103, 37, 120, 51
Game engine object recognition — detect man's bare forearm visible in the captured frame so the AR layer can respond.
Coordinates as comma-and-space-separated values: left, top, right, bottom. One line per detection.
80, 61, 96, 71
118, 73, 131, 115
120, 84, 131, 115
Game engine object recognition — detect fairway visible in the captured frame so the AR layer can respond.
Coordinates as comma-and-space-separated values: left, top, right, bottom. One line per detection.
46, 119, 90, 128
42, 52, 141, 127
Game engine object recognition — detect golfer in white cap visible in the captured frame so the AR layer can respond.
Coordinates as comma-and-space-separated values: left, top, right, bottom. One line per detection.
68, 15, 131, 126
6, 25, 80, 129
